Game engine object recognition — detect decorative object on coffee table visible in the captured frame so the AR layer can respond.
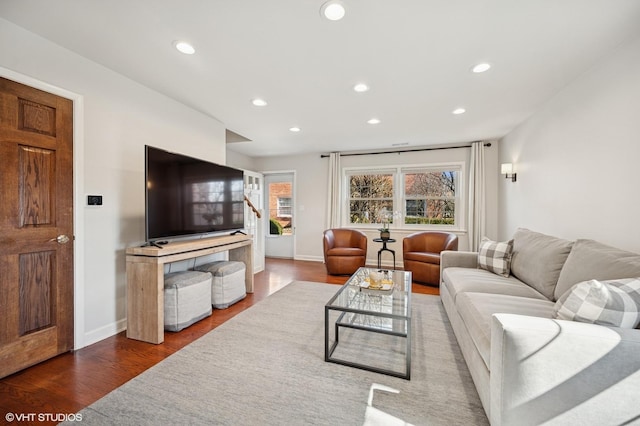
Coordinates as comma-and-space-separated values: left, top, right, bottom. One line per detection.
368, 270, 384, 289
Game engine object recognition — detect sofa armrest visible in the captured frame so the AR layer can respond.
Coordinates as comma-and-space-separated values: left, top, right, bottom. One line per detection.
490, 313, 640, 426
440, 250, 478, 286
441, 250, 478, 270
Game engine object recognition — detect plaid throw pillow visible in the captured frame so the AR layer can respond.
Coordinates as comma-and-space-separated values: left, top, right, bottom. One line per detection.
554, 278, 640, 328
478, 238, 513, 277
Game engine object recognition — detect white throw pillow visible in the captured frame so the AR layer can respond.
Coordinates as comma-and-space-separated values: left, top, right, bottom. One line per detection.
554, 278, 640, 328
477, 238, 513, 278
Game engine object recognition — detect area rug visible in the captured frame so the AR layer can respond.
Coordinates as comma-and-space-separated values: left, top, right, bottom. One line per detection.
68, 281, 488, 425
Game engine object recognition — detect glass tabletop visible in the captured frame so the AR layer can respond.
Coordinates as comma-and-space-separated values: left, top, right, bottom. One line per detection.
326, 267, 412, 320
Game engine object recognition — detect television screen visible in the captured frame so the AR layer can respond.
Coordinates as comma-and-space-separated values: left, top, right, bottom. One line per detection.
145, 145, 244, 241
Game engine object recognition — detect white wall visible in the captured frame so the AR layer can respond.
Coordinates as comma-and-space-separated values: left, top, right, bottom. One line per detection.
257, 153, 329, 262
0, 19, 226, 348
254, 145, 499, 266
226, 149, 257, 171
499, 34, 640, 253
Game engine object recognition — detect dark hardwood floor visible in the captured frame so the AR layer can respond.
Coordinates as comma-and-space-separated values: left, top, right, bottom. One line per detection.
0, 258, 438, 425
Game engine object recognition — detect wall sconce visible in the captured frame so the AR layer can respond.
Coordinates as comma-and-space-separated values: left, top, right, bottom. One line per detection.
501, 163, 517, 182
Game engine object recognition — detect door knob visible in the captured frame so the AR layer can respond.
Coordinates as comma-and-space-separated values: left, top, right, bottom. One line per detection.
49, 235, 70, 244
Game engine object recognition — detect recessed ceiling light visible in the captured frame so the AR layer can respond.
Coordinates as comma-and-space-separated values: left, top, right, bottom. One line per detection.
353, 83, 369, 93
452, 108, 466, 115
472, 63, 491, 73
174, 41, 195, 55
252, 98, 268, 107
289, 127, 301, 132
320, 1, 346, 21
367, 118, 381, 124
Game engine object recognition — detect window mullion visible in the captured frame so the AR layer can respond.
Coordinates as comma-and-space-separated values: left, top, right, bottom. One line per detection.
395, 168, 403, 230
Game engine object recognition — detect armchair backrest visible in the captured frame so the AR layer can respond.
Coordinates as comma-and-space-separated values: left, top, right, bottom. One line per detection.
323, 229, 367, 251
403, 231, 458, 254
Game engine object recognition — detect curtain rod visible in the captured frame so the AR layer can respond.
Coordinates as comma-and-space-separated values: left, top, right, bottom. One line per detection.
320, 142, 491, 158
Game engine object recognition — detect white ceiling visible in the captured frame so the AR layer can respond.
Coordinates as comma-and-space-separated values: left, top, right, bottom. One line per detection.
2, 0, 640, 157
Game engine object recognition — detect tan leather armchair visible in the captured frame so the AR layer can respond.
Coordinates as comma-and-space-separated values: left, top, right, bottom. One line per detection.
403, 231, 458, 286
323, 229, 368, 275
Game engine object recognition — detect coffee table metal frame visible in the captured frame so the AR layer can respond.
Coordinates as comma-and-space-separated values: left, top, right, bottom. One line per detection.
324, 267, 412, 380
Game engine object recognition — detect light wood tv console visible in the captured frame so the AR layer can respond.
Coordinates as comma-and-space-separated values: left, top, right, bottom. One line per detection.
126, 234, 253, 344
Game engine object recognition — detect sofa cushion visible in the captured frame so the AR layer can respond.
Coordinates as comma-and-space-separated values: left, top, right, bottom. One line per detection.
478, 238, 513, 277
456, 292, 556, 370
554, 239, 640, 301
554, 278, 640, 328
510, 228, 573, 301
443, 267, 548, 302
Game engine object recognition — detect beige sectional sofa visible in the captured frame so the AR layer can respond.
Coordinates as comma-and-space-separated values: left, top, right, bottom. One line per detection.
440, 228, 640, 425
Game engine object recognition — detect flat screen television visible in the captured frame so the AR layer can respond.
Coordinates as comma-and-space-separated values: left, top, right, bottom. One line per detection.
145, 145, 244, 241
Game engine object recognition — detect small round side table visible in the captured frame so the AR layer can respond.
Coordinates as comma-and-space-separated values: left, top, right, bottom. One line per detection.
373, 238, 396, 270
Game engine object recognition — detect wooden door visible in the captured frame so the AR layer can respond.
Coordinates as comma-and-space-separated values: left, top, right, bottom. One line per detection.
0, 77, 74, 378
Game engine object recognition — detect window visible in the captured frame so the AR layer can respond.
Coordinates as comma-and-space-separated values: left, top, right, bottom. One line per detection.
403, 170, 457, 225
277, 197, 292, 217
344, 164, 462, 229
348, 171, 394, 224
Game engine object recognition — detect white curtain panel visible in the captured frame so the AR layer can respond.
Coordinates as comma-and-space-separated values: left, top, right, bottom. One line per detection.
468, 142, 486, 252
326, 152, 341, 229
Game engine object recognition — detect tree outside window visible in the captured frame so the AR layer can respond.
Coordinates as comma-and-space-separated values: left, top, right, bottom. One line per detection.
348, 173, 394, 225
404, 171, 457, 225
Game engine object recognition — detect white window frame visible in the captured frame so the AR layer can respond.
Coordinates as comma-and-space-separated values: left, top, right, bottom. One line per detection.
342, 162, 465, 231
277, 197, 292, 217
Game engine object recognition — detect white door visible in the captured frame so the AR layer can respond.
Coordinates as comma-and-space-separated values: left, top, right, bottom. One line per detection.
264, 172, 295, 258
244, 170, 265, 273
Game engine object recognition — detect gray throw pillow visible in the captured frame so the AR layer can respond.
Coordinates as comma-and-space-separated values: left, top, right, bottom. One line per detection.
477, 238, 513, 277
554, 278, 640, 328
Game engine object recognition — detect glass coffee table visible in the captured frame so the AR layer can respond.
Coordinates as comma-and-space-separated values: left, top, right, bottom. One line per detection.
324, 267, 412, 379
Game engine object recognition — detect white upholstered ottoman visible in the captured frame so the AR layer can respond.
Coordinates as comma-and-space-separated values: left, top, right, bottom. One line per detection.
194, 260, 246, 309
164, 270, 212, 331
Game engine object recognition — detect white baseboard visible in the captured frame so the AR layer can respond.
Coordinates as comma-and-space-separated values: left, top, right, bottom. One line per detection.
366, 257, 402, 268
291, 255, 399, 269
80, 318, 127, 349
293, 255, 324, 262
